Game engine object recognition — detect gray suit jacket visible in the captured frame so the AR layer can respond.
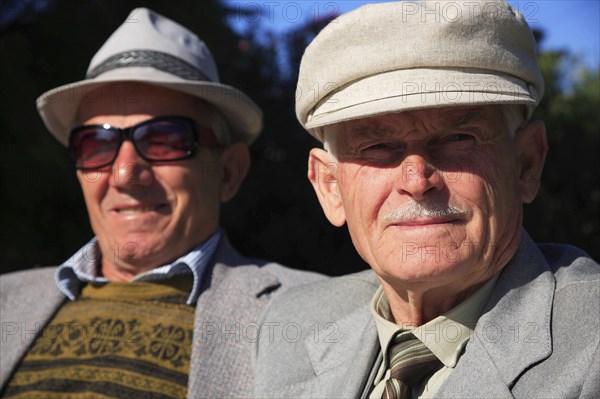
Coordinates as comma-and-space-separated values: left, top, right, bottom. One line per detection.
253, 232, 600, 398
0, 237, 324, 398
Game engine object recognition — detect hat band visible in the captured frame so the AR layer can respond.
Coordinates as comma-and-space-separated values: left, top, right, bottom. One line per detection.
86, 50, 210, 81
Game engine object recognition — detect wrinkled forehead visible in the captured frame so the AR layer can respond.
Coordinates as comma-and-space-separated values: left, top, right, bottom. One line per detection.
324, 105, 502, 143
77, 82, 207, 123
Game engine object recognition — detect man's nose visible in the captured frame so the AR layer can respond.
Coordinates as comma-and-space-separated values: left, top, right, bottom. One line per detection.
110, 141, 154, 187
395, 153, 443, 201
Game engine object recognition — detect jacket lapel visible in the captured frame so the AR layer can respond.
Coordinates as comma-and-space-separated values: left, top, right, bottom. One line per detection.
436, 231, 554, 398
187, 238, 282, 398
295, 301, 381, 398
0, 267, 66, 387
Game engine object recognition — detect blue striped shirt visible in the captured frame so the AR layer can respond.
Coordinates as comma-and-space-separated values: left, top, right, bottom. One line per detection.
55, 228, 223, 305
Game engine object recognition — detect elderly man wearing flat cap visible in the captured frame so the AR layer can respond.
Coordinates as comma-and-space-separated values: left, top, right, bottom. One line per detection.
254, 1, 599, 398
0, 8, 322, 399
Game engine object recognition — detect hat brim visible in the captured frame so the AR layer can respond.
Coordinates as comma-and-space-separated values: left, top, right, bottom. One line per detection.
36, 67, 263, 146
302, 68, 538, 141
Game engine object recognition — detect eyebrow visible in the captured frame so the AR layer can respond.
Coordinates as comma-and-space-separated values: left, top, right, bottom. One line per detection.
344, 107, 487, 140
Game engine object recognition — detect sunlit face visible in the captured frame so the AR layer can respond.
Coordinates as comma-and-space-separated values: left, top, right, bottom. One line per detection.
313, 105, 543, 292
76, 83, 226, 276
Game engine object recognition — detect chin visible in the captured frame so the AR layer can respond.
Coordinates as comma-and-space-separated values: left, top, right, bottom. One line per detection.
382, 255, 472, 284
120, 238, 165, 261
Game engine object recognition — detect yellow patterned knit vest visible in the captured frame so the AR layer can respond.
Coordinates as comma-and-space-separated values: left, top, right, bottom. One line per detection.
4, 276, 195, 398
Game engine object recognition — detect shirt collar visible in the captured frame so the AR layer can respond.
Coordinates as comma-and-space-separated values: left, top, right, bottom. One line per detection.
371, 272, 500, 368
56, 228, 223, 305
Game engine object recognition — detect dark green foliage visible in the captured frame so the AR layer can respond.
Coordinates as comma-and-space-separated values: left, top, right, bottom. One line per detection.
526, 52, 600, 255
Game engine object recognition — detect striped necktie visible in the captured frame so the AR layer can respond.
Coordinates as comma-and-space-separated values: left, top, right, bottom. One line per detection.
381, 333, 442, 399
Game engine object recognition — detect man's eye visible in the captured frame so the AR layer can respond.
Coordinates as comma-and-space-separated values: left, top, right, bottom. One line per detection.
446, 133, 474, 142
362, 141, 404, 152
365, 143, 392, 151
352, 142, 404, 165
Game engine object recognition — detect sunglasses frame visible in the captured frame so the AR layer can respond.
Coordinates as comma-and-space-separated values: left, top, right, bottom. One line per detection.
69, 115, 219, 171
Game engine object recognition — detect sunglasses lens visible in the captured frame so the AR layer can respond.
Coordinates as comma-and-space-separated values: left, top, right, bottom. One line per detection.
134, 119, 195, 160
70, 128, 118, 169
69, 117, 205, 170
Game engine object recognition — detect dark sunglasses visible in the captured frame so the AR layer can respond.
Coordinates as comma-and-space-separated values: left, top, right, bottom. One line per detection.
68, 115, 220, 171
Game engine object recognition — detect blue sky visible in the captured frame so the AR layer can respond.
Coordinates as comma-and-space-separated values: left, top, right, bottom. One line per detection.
225, 0, 600, 69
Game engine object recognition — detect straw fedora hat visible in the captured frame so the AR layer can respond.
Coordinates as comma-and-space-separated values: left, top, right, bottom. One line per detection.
37, 7, 262, 145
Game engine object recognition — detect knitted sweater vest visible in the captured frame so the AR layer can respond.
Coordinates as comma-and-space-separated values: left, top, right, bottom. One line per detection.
4, 276, 195, 398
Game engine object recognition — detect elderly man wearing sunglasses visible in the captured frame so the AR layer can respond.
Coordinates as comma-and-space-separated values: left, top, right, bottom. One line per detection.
0, 8, 322, 399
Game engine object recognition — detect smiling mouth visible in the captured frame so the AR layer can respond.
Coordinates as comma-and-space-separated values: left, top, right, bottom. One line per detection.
114, 204, 167, 214
401, 217, 459, 226
386, 218, 465, 231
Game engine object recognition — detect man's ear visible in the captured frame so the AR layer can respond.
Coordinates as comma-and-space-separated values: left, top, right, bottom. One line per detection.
515, 120, 548, 204
218, 143, 250, 203
308, 148, 346, 227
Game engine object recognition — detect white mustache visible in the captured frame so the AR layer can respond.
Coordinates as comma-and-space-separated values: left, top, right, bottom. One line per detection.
383, 201, 467, 224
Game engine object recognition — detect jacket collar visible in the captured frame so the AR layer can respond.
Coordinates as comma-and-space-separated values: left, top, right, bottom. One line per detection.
436, 230, 555, 397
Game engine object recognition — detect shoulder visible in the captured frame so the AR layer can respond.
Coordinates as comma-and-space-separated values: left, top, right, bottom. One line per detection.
0, 267, 64, 320
260, 262, 327, 288
0, 266, 59, 293
538, 243, 599, 325
212, 234, 328, 291
260, 269, 378, 321
275, 268, 378, 300
537, 243, 600, 290
208, 260, 328, 303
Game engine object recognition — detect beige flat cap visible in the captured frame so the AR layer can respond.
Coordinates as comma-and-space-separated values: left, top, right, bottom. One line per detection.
296, 0, 544, 140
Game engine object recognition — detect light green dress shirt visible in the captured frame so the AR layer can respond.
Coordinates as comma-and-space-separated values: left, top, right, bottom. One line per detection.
368, 273, 500, 398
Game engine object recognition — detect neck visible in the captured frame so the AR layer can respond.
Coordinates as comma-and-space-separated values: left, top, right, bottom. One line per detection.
381, 227, 523, 326
100, 260, 157, 282
380, 280, 488, 326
